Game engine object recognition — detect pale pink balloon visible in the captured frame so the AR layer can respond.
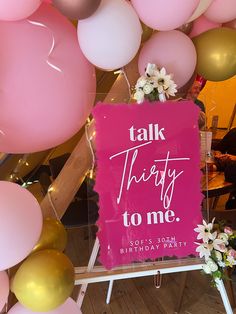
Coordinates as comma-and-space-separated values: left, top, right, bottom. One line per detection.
189, 15, 221, 38
0, 0, 41, 21
0, 181, 43, 271
204, 0, 236, 23
8, 298, 82, 314
0, 3, 96, 153
78, 0, 142, 70
138, 30, 197, 88
0, 271, 9, 311
131, 0, 200, 31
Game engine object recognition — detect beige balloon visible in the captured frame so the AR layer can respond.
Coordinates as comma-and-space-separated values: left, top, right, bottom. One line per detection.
193, 27, 236, 81
188, 0, 214, 22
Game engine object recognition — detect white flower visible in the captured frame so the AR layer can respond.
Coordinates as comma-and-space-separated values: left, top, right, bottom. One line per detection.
195, 242, 212, 260
218, 261, 226, 268
165, 82, 178, 98
133, 64, 177, 102
155, 67, 172, 93
214, 250, 223, 262
206, 259, 218, 272
217, 233, 229, 245
136, 76, 147, 88
212, 237, 226, 253
143, 83, 154, 94
194, 219, 215, 242
145, 63, 158, 77
133, 89, 145, 104
202, 264, 212, 274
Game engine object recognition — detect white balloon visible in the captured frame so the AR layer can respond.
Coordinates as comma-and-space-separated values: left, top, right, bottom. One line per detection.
77, 0, 142, 70
188, 0, 213, 22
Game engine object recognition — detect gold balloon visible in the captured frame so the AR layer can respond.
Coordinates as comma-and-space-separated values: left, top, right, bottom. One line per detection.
193, 27, 236, 81
141, 22, 154, 43
32, 218, 67, 253
11, 250, 74, 312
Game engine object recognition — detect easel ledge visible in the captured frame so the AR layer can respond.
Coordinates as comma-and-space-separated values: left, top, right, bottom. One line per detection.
74, 257, 204, 284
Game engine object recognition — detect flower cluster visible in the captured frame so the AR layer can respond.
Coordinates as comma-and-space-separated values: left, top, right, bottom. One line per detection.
195, 219, 236, 283
133, 63, 177, 104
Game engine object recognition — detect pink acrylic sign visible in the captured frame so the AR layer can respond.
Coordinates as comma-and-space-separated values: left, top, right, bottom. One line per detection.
93, 100, 203, 269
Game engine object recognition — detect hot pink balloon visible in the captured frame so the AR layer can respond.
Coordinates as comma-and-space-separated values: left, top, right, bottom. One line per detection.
204, 0, 236, 23
189, 15, 221, 38
0, 4, 96, 153
0, 181, 43, 271
0, 271, 9, 312
0, 0, 41, 21
8, 298, 82, 314
130, 0, 200, 31
77, 0, 142, 70
138, 30, 197, 88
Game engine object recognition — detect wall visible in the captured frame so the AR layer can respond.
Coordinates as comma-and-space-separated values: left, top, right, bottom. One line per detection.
198, 76, 236, 129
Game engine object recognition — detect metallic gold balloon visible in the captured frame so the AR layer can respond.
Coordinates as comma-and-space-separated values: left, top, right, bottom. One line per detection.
141, 22, 154, 43
53, 0, 101, 20
193, 27, 236, 81
11, 250, 74, 312
177, 22, 193, 35
32, 218, 67, 253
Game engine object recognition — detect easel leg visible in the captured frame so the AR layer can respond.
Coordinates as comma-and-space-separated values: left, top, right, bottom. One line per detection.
106, 280, 114, 304
215, 278, 233, 314
76, 237, 100, 308
76, 237, 114, 308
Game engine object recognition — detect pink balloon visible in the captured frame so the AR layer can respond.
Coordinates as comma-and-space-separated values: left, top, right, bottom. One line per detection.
0, 4, 96, 153
189, 15, 221, 37
223, 18, 236, 29
204, 0, 236, 23
131, 0, 200, 31
78, 0, 142, 70
0, 181, 43, 270
8, 298, 82, 314
138, 30, 197, 88
0, 0, 41, 21
0, 271, 9, 312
